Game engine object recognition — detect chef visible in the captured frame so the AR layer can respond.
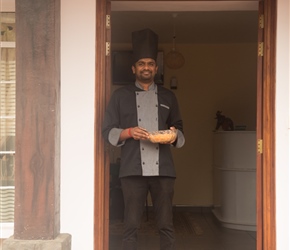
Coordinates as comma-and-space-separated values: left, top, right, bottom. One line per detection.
102, 28, 185, 250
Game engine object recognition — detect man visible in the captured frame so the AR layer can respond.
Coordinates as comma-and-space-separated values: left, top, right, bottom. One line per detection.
102, 28, 185, 250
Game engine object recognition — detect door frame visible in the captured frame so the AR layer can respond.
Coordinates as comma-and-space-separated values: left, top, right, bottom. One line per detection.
258, 0, 277, 249
94, 0, 277, 249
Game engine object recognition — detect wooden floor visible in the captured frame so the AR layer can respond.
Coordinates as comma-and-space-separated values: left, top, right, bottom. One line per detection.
0, 210, 256, 250
109, 209, 256, 250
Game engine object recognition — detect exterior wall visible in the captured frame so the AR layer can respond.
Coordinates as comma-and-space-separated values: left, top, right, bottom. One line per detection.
276, 0, 290, 249
60, 0, 96, 249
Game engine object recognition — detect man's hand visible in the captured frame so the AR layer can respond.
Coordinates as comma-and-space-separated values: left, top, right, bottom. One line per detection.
131, 127, 149, 140
160, 127, 177, 144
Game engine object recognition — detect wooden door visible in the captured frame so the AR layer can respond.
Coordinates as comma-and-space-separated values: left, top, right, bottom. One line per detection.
258, 0, 277, 249
256, 2, 264, 249
95, 0, 111, 249
94, 1, 277, 250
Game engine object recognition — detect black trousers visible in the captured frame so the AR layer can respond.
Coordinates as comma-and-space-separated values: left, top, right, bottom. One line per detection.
120, 176, 175, 250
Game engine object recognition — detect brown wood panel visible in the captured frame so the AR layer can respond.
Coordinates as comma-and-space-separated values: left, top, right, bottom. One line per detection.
262, 0, 277, 249
104, 2, 112, 250
95, 0, 110, 249
256, 2, 264, 249
14, 0, 61, 240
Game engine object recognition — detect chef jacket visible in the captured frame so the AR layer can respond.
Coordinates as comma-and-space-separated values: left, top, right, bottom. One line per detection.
102, 82, 185, 178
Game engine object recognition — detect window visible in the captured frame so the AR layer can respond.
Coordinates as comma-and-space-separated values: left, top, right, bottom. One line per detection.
0, 6, 15, 238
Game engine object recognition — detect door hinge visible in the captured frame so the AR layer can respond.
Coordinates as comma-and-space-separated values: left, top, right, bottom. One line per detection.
257, 139, 263, 154
258, 42, 264, 57
106, 42, 110, 56
259, 15, 264, 29
106, 15, 111, 29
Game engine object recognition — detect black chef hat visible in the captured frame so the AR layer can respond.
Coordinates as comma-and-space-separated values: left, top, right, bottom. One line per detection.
132, 28, 158, 63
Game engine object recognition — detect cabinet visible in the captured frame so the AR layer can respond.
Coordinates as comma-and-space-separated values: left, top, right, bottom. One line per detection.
212, 131, 256, 231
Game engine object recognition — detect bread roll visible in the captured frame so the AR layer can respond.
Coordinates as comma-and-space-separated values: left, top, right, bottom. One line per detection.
148, 130, 177, 143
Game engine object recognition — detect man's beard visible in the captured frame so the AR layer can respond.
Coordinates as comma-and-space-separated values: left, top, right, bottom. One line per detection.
138, 70, 154, 83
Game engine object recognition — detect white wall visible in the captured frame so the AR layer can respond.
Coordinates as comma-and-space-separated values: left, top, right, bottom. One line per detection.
276, 0, 290, 249
61, 0, 96, 249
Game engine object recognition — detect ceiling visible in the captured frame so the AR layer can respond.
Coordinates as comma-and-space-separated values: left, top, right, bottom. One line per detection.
111, 1, 259, 44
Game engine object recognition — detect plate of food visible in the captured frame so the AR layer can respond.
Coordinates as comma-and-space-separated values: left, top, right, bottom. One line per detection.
148, 129, 177, 143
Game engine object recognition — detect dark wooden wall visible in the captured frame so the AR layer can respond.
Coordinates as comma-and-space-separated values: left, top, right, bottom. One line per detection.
14, 0, 60, 240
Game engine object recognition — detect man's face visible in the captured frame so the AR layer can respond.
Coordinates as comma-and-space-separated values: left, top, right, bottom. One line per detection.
132, 58, 158, 84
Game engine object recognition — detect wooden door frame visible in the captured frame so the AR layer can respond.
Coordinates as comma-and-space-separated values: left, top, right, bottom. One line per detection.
94, 0, 277, 249
259, 0, 276, 249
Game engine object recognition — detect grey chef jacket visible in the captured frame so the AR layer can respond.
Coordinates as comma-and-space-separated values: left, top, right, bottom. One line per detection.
102, 82, 185, 178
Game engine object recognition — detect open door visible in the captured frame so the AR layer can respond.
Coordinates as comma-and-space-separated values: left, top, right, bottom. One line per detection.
95, 0, 111, 249
256, 2, 264, 249
256, 0, 277, 249
95, 0, 277, 250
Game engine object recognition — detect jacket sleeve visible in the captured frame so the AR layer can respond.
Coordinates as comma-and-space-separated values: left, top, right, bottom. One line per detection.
169, 91, 185, 148
102, 91, 124, 146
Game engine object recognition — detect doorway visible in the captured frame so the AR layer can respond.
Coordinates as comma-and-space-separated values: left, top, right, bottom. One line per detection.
96, 1, 274, 249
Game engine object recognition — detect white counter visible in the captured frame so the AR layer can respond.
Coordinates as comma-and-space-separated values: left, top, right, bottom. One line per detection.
212, 131, 256, 231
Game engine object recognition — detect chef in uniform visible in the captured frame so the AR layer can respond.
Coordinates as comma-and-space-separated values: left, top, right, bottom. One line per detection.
102, 28, 185, 250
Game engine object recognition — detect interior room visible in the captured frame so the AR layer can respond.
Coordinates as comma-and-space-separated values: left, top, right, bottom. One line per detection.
108, 1, 258, 250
